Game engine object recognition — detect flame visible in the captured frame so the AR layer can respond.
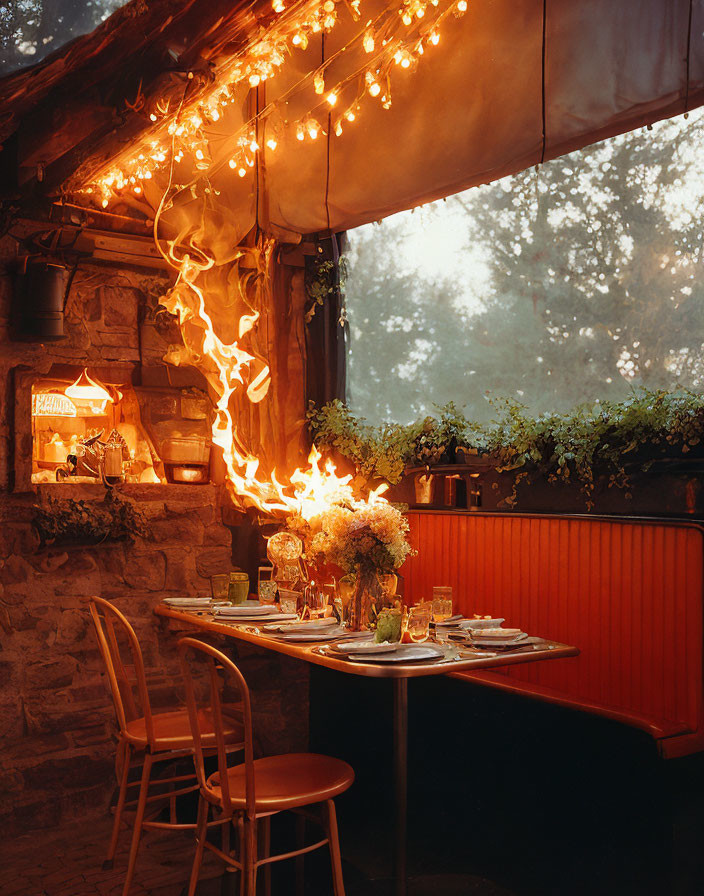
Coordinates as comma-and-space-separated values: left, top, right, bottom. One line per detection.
158, 225, 386, 518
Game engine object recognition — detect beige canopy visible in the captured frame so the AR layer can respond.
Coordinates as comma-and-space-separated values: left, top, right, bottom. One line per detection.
205, 0, 704, 236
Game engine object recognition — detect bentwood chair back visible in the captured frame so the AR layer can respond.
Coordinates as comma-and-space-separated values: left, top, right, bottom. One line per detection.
179, 637, 354, 896
89, 596, 155, 746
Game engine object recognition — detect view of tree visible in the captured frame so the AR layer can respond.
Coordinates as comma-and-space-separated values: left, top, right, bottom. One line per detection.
346, 109, 704, 425
0, 0, 127, 76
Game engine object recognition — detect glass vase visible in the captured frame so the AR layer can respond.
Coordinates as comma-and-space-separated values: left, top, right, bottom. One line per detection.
348, 567, 383, 632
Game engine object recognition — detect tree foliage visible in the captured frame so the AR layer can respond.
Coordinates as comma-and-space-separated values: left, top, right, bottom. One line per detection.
345, 110, 704, 425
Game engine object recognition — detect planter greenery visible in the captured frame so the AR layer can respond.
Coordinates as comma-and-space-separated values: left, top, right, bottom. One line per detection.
308, 388, 704, 509
33, 492, 148, 547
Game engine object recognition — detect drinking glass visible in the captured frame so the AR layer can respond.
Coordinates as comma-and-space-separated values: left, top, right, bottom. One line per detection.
258, 580, 278, 605
375, 608, 403, 643
406, 606, 430, 643
337, 574, 356, 628
228, 571, 249, 605
279, 590, 299, 616
432, 586, 453, 624
210, 574, 230, 604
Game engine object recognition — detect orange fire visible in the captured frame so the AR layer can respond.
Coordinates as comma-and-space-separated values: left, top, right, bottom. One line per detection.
158, 225, 387, 517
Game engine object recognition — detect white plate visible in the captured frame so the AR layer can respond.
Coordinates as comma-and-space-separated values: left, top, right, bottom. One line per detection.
261, 619, 337, 633
459, 618, 506, 631
433, 615, 465, 627
274, 628, 346, 642
214, 604, 272, 616
345, 643, 445, 663
471, 634, 529, 648
164, 598, 212, 607
333, 639, 401, 655
472, 628, 523, 639
216, 613, 298, 624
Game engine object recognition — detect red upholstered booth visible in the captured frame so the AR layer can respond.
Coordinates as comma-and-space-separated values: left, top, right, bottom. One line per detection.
401, 512, 704, 758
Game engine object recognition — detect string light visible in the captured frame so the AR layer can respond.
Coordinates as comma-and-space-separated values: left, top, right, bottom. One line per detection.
88, 0, 470, 206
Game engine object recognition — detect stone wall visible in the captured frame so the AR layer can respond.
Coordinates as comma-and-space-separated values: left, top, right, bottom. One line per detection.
0, 233, 309, 836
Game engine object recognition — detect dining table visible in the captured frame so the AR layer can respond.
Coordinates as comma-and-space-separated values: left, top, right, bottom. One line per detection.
155, 603, 579, 896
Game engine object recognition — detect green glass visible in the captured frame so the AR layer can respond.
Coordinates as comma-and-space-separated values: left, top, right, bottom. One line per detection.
228, 571, 249, 605
375, 608, 402, 644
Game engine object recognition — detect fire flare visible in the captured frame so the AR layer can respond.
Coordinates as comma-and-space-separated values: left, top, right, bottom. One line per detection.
159, 228, 387, 517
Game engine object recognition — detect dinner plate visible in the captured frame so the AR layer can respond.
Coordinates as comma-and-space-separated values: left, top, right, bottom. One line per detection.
459, 618, 506, 631
471, 633, 529, 647
261, 618, 337, 633
163, 597, 213, 607
214, 603, 272, 617
331, 639, 401, 655
215, 612, 298, 623
432, 615, 466, 627
273, 628, 346, 642
344, 643, 445, 663
471, 628, 523, 639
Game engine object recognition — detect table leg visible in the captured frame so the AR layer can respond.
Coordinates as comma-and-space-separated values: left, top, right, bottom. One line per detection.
393, 678, 408, 896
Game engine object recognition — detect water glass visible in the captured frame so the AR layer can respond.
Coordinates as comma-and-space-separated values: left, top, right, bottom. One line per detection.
228, 571, 249, 605
210, 574, 230, 603
337, 574, 356, 627
279, 590, 299, 616
432, 586, 453, 623
405, 605, 430, 643
258, 580, 278, 605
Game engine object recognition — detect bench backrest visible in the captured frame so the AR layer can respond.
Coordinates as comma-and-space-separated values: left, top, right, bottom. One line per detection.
401, 512, 704, 756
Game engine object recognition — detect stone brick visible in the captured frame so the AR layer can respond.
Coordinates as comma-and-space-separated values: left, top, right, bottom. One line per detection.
101, 286, 139, 329
25, 656, 78, 691
22, 755, 113, 791
195, 546, 232, 578
123, 551, 166, 591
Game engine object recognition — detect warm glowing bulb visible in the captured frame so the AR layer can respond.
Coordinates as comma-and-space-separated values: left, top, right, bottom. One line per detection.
296, 124, 306, 141
266, 138, 278, 150
307, 120, 319, 139
430, 31, 440, 45
363, 31, 375, 53
401, 56, 411, 68
101, 199, 109, 208
249, 73, 261, 87
272, 0, 285, 11
402, 13, 412, 25
210, 109, 220, 121
249, 140, 259, 152
195, 149, 204, 159
457, 0, 467, 9
238, 167, 247, 177
323, 0, 335, 10
229, 158, 237, 168
327, 92, 338, 106
149, 113, 157, 121
335, 121, 343, 136
314, 73, 325, 94
134, 185, 142, 194
346, 110, 356, 121
292, 33, 301, 45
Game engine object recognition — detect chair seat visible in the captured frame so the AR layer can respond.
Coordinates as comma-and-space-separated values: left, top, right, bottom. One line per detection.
207, 753, 354, 812
126, 705, 244, 750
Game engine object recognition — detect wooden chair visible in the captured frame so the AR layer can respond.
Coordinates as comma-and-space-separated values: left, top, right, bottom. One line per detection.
88, 597, 245, 896
178, 636, 355, 896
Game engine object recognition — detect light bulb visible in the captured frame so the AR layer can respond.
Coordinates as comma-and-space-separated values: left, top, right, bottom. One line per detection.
249, 73, 261, 87
346, 110, 356, 122
402, 12, 412, 25
307, 119, 320, 139
249, 140, 259, 152
238, 167, 247, 177
430, 31, 440, 45
335, 121, 343, 136
314, 73, 325, 94
327, 92, 338, 106
266, 138, 278, 150
363, 31, 375, 53
457, 0, 467, 10
296, 123, 306, 141
229, 159, 236, 168
401, 56, 411, 68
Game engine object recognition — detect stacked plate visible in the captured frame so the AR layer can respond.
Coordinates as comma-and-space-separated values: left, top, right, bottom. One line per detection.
263, 618, 345, 641
467, 627, 529, 648
213, 603, 297, 623
163, 597, 214, 609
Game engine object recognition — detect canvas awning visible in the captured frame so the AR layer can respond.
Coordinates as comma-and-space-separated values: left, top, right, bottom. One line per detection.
1, 0, 703, 237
